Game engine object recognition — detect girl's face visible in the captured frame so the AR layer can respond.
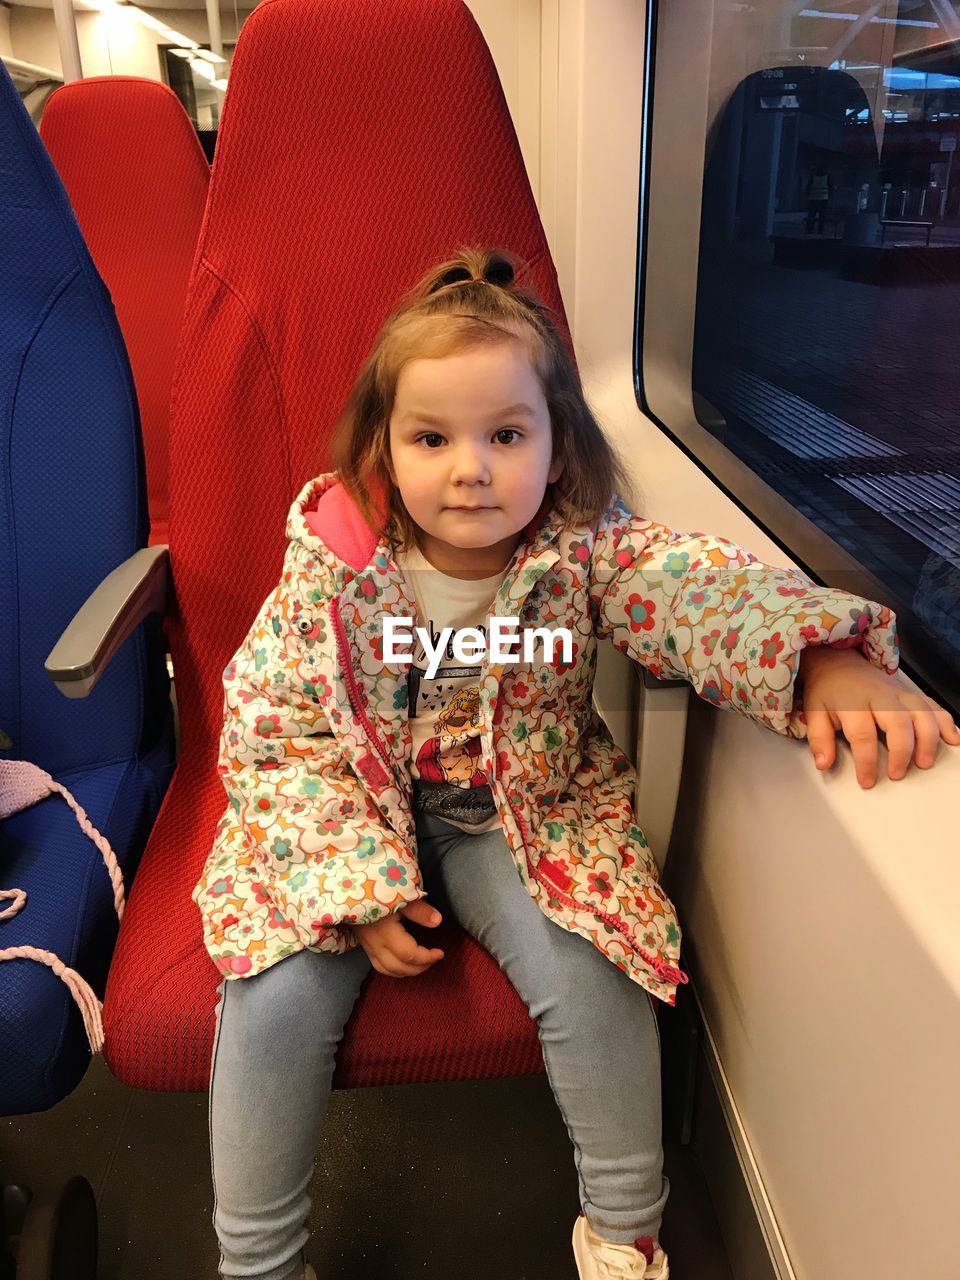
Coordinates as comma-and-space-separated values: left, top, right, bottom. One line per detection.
387, 341, 562, 579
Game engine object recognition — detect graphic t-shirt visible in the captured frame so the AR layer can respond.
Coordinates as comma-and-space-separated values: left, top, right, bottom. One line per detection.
396, 544, 509, 835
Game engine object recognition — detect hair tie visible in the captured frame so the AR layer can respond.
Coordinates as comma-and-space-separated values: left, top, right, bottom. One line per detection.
433, 265, 473, 291
430, 258, 515, 294
484, 259, 515, 288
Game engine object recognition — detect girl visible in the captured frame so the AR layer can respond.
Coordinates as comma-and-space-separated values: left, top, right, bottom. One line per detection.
194, 248, 959, 1280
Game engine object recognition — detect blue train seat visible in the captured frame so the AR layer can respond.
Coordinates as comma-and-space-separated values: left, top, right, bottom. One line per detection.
0, 59, 175, 1116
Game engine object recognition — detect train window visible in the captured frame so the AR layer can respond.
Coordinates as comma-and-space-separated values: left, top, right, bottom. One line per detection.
161, 43, 234, 139
638, 0, 960, 715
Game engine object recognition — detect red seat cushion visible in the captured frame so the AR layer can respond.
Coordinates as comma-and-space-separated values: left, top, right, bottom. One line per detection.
40, 78, 209, 546
103, 0, 574, 1090
104, 742, 545, 1089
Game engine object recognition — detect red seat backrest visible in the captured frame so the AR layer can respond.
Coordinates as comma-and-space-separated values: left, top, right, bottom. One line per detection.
103, 0, 574, 1090
40, 78, 210, 546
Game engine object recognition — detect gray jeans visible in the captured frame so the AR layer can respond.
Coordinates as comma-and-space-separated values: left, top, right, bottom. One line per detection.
208, 812, 668, 1280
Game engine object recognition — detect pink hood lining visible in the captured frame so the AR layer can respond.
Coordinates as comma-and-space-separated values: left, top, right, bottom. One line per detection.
302, 481, 378, 571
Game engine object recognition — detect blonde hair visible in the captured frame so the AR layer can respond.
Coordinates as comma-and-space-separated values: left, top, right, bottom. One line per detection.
331, 246, 634, 550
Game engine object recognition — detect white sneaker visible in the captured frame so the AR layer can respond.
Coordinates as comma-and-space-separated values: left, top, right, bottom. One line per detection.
572, 1214, 669, 1279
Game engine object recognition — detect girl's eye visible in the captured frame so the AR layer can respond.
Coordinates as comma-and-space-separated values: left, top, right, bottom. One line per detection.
417, 433, 444, 448
495, 428, 521, 444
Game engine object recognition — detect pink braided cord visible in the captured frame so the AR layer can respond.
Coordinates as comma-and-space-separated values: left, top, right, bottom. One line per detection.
0, 759, 127, 1055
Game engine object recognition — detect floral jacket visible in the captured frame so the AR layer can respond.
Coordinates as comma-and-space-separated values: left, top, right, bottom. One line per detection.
192, 473, 899, 1005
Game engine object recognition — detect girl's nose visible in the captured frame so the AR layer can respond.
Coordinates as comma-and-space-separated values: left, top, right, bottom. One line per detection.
450, 446, 491, 485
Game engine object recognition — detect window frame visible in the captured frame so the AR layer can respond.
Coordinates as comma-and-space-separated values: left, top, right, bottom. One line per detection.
633, 0, 960, 717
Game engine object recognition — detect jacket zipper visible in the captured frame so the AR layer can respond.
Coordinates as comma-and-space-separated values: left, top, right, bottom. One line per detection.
512, 806, 689, 988
329, 596, 395, 778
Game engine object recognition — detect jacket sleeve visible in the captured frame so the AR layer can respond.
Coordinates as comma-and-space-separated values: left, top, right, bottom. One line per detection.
209, 538, 425, 949
588, 496, 899, 738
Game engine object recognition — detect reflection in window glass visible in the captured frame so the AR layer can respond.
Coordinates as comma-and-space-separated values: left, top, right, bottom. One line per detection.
162, 41, 236, 151
688, 0, 960, 689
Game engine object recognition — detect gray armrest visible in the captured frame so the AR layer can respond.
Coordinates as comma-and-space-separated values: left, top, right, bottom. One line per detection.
591, 644, 689, 874
45, 545, 170, 699
633, 665, 689, 874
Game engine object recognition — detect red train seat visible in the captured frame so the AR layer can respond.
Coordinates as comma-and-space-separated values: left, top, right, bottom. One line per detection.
102, 0, 575, 1091
40, 78, 210, 547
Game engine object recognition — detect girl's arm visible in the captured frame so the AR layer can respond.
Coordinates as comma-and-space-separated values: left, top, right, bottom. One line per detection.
588, 495, 899, 740
210, 538, 425, 948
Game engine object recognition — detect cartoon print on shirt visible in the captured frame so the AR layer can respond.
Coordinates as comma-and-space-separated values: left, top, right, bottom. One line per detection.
414, 687, 487, 786
408, 617, 488, 786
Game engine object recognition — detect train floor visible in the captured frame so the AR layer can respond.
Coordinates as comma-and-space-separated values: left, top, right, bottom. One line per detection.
3, 1050, 734, 1279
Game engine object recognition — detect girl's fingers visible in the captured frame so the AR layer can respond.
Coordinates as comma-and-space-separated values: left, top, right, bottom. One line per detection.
365, 916, 445, 977
869, 702, 919, 779
836, 708, 881, 788
377, 949, 444, 978
399, 934, 446, 969
875, 693, 957, 776
808, 689, 957, 788
933, 702, 960, 745
394, 937, 443, 967
804, 703, 838, 770
903, 695, 944, 769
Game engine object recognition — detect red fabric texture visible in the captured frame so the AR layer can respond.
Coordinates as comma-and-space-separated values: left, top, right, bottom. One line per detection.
103, 0, 575, 1090
40, 78, 209, 547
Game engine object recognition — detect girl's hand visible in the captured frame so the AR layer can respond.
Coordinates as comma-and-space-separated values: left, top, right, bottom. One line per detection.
799, 646, 960, 789
352, 898, 445, 977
